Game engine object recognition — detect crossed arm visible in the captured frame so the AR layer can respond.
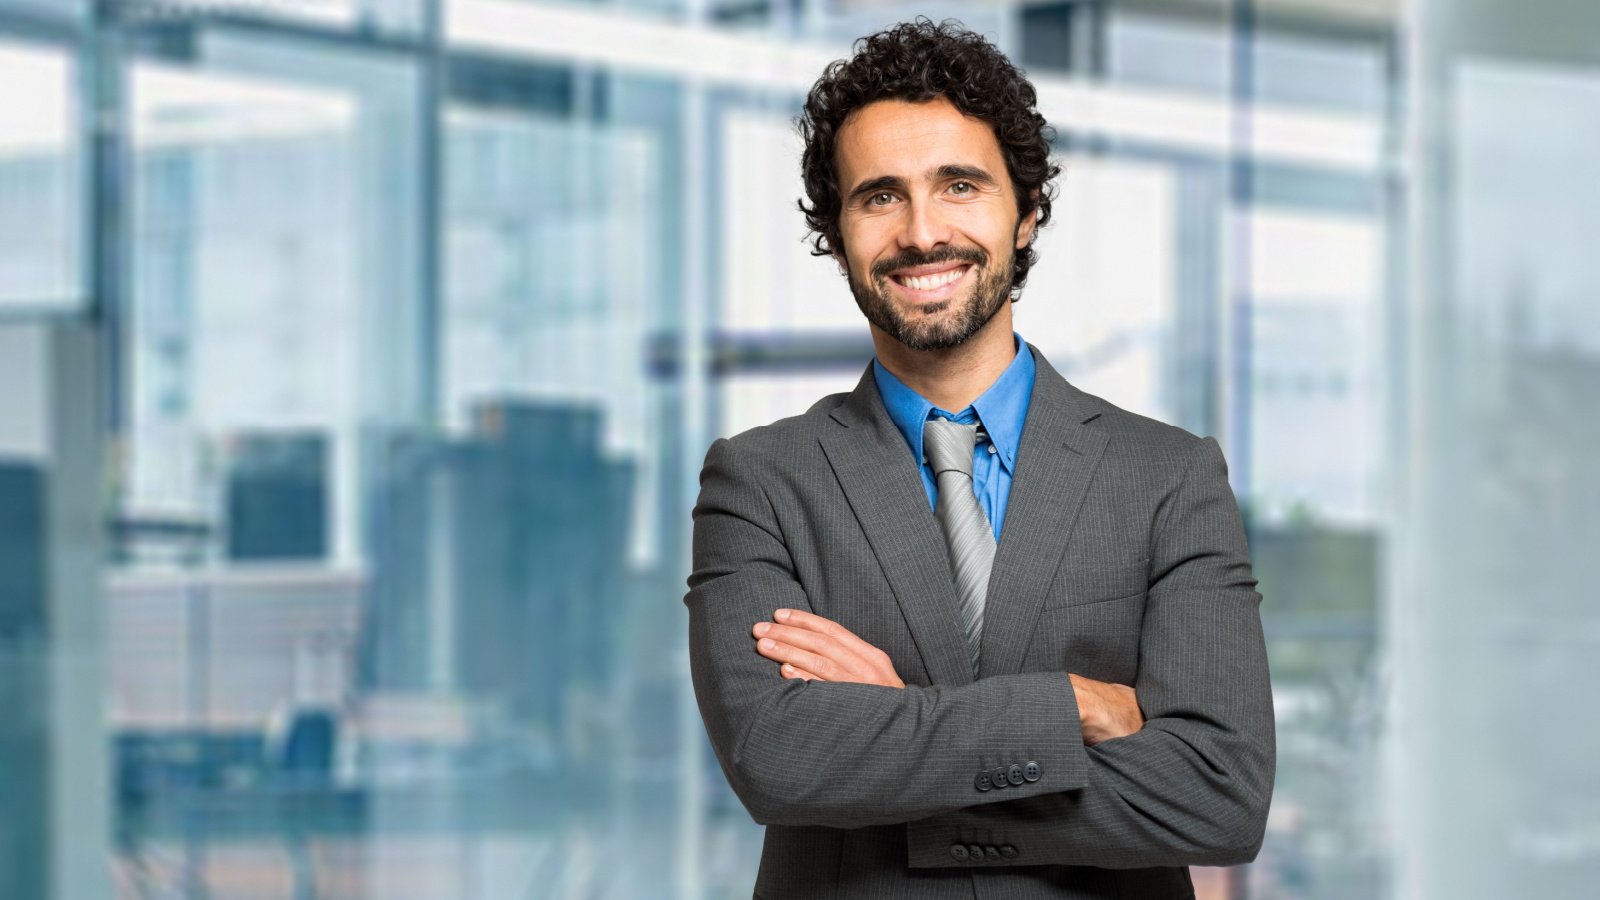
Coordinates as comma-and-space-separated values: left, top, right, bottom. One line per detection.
685, 433, 1275, 867
750, 608, 1146, 748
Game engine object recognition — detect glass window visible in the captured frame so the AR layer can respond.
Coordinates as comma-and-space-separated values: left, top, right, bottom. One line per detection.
442, 105, 663, 567
719, 107, 861, 334
0, 0, 85, 22
115, 34, 432, 895
0, 40, 79, 312
116, 0, 426, 37
1108, 11, 1230, 99
719, 369, 864, 440
1246, 208, 1384, 527
1255, 30, 1385, 115
1016, 155, 1180, 425
1399, 59, 1600, 898
126, 61, 366, 537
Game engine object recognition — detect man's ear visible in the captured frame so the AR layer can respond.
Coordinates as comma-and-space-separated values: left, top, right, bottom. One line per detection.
1015, 192, 1040, 249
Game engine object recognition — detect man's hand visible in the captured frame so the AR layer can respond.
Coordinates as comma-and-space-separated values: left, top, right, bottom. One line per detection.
752, 609, 905, 689
1070, 673, 1144, 745
749, 611, 1143, 744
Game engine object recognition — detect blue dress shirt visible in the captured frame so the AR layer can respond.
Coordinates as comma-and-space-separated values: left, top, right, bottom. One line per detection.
872, 331, 1037, 543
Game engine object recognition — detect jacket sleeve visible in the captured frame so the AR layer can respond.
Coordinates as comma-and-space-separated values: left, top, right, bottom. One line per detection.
684, 435, 1093, 829
904, 435, 1277, 869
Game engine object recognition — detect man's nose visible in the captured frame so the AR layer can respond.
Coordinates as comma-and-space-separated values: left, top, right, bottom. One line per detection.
897, 197, 955, 253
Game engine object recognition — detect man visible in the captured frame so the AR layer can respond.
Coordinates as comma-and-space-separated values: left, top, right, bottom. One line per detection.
684, 18, 1274, 899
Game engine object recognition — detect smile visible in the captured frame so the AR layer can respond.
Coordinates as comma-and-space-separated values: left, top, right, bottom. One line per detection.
889, 264, 973, 299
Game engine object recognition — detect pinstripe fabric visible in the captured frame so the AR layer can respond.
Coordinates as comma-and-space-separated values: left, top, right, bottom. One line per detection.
685, 342, 1273, 899
924, 418, 995, 677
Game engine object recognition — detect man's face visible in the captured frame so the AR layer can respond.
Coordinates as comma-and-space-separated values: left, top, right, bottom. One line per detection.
833, 95, 1037, 352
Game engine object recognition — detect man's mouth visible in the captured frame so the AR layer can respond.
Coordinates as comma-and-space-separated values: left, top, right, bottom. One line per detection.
888, 263, 973, 297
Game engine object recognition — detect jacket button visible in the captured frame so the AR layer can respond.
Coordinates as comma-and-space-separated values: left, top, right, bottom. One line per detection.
949, 844, 969, 861
1006, 764, 1024, 786
1000, 844, 1018, 859
967, 843, 985, 862
975, 771, 992, 792
991, 766, 1009, 789
1023, 761, 1041, 782
984, 844, 1001, 860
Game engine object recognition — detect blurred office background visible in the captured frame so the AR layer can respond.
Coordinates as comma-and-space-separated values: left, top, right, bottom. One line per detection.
0, 0, 1596, 897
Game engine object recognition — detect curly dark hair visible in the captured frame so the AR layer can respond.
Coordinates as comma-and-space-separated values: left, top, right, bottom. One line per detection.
796, 17, 1060, 299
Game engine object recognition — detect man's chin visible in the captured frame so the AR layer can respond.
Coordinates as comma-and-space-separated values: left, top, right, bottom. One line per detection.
885, 318, 982, 352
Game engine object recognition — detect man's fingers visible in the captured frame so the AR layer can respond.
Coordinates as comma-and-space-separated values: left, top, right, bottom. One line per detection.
772, 608, 885, 662
755, 635, 839, 681
750, 611, 906, 689
753, 621, 851, 664
780, 662, 820, 681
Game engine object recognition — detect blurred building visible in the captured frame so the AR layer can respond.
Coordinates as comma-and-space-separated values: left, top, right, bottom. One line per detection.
223, 431, 329, 561
361, 399, 635, 758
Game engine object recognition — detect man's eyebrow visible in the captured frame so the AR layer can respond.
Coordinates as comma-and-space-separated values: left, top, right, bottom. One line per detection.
933, 164, 998, 185
845, 175, 906, 203
845, 165, 999, 202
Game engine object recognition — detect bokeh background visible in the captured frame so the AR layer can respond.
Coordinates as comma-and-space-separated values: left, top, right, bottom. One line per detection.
1, 0, 1597, 898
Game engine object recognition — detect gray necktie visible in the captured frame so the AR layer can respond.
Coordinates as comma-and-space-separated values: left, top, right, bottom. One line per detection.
923, 418, 995, 676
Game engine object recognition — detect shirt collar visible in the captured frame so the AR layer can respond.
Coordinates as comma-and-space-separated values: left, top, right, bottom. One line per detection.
872, 330, 1036, 473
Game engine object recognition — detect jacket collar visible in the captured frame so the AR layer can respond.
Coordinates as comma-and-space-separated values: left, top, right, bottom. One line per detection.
819, 341, 1111, 684
872, 330, 1035, 474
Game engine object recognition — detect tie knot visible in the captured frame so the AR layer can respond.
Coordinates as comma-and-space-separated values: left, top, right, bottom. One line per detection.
923, 418, 979, 477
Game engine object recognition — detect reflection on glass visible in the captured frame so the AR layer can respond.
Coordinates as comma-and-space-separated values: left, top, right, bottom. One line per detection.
1396, 53, 1600, 900
1018, 155, 1177, 424
0, 40, 78, 310
1248, 209, 1383, 527
444, 107, 661, 564
115, 47, 422, 897
112, 0, 425, 36
127, 63, 358, 535
719, 108, 859, 334
0, 0, 85, 22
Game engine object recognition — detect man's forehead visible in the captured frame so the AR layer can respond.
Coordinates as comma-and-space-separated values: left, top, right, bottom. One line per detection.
836, 96, 1004, 180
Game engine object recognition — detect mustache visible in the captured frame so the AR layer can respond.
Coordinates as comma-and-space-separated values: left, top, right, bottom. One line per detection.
871, 246, 987, 281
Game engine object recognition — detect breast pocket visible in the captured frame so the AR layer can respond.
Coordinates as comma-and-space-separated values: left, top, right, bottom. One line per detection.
1029, 557, 1149, 682
1044, 557, 1150, 610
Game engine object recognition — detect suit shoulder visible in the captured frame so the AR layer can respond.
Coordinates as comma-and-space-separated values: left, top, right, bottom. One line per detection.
704, 389, 847, 466
1071, 384, 1215, 459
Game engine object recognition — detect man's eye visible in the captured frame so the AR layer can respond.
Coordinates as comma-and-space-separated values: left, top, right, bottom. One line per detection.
950, 181, 973, 195
870, 192, 895, 206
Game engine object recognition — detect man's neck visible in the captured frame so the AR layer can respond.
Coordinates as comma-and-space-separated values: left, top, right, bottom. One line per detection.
871, 311, 1018, 413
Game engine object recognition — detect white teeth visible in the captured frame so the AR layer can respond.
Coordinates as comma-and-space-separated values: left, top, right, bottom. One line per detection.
902, 267, 965, 291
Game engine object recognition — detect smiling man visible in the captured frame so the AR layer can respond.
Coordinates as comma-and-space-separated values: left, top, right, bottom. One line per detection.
684, 18, 1275, 899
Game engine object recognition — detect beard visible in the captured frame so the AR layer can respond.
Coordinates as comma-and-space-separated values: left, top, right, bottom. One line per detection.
846, 243, 1014, 353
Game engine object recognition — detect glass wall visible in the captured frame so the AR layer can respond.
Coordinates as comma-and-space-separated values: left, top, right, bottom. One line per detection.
0, 38, 79, 312
1393, 2, 1600, 898
1, 0, 1597, 898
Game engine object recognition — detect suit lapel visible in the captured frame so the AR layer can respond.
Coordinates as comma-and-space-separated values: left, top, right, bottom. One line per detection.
818, 362, 975, 687
978, 343, 1109, 678
816, 342, 1109, 686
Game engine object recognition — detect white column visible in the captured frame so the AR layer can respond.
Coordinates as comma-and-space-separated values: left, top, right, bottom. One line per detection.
0, 319, 110, 900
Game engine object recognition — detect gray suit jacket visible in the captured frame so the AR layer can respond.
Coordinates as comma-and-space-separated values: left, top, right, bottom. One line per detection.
685, 341, 1275, 899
